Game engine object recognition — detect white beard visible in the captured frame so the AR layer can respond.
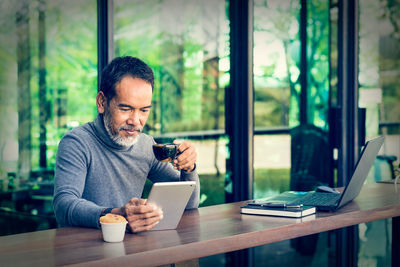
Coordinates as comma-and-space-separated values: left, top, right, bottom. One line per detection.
103, 110, 139, 147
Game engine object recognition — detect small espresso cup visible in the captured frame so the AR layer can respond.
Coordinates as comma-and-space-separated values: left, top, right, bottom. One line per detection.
152, 143, 180, 162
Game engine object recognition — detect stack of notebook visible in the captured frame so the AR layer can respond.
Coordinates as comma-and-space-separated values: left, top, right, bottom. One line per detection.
240, 203, 316, 218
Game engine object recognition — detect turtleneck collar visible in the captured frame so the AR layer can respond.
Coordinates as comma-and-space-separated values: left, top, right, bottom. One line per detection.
92, 114, 139, 151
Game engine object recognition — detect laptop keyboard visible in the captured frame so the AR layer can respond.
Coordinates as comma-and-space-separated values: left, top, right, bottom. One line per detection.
291, 192, 341, 206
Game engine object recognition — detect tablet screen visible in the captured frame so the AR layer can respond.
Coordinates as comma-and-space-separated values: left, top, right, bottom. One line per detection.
147, 181, 196, 230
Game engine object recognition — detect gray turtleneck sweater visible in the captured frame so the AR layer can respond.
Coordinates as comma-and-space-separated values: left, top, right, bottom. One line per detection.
53, 115, 200, 228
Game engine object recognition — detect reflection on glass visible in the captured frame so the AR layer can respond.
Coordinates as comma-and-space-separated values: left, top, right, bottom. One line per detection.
252, 0, 300, 203
253, 0, 300, 129
359, 0, 400, 138
253, 0, 330, 198
114, 0, 229, 134
306, 0, 330, 128
0, 0, 97, 235
252, 1, 331, 265
358, 0, 399, 265
0, 0, 97, 178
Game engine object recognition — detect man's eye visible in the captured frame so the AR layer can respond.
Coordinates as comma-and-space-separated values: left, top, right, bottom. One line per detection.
141, 109, 149, 113
120, 108, 131, 112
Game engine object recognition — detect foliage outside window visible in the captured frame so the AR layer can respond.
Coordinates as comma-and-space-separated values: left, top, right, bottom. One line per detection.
359, 0, 400, 137
114, 0, 230, 135
253, 0, 330, 200
253, 0, 329, 130
0, 0, 97, 180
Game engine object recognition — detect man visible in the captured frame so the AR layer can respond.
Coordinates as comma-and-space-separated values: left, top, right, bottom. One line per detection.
53, 56, 199, 232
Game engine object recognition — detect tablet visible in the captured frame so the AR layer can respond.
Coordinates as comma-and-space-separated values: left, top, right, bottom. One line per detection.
147, 181, 196, 231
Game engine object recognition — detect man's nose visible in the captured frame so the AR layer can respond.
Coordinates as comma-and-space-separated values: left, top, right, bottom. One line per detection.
127, 111, 140, 125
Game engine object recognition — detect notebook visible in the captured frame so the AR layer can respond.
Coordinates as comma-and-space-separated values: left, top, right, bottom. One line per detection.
240, 203, 316, 218
253, 136, 385, 211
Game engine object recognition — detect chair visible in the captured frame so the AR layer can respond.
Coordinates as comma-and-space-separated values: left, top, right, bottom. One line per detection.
290, 124, 333, 191
290, 124, 333, 255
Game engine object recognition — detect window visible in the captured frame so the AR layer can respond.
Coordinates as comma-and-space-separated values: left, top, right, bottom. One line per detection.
0, 0, 97, 235
113, 0, 230, 206
253, 0, 330, 199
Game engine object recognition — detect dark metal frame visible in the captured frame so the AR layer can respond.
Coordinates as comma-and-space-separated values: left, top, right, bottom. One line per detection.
300, 0, 308, 125
97, 0, 114, 91
153, 127, 290, 143
394, 217, 400, 267
337, 0, 360, 187
226, 0, 254, 203
336, 0, 360, 266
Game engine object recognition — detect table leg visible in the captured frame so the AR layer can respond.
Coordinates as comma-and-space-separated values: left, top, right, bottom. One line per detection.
336, 226, 358, 267
226, 248, 251, 266
393, 216, 400, 267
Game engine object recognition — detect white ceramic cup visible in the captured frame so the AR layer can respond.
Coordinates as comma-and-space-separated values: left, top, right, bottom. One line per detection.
100, 222, 127, 243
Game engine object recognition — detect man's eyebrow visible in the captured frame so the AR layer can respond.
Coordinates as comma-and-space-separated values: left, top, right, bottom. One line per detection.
117, 103, 152, 109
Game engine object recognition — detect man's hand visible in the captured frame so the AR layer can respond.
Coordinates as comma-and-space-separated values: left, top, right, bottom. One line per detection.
173, 140, 197, 172
117, 198, 163, 233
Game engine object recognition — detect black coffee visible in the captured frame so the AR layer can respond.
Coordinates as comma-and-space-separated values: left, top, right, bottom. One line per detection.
152, 144, 179, 162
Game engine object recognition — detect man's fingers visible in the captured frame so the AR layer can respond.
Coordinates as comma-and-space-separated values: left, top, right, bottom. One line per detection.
127, 212, 163, 233
177, 152, 196, 165
127, 209, 163, 220
174, 150, 196, 171
171, 140, 197, 171
128, 197, 145, 206
122, 198, 164, 233
124, 199, 158, 216
129, 220, 160, 233
125, 205, 151, 216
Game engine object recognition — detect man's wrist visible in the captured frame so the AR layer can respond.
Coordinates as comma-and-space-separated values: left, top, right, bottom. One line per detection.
100, 207, 113, 217
184, 163, 196, 173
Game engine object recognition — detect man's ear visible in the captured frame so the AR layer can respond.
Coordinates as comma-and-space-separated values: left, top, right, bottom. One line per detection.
96, 91, 106, 114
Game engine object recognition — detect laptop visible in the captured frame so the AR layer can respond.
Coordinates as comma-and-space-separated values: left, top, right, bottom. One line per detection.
253, 136, 385, 211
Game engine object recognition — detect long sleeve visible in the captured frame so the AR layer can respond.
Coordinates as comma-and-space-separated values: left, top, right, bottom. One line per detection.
181, 167, 200, 209
53, 134, 104, 228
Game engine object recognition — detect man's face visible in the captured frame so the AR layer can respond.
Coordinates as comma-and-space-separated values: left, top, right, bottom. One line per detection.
96, 76, 153, 146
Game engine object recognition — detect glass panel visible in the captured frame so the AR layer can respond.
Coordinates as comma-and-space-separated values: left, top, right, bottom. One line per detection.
253, 0, 300, 129
306, 0, 330, 128
253, 0, 331, 199
253, 134, 290, 199
0, 0, 97, 235
252, 1, 332, 265
359, 0, 400, 160
181, 138, 228, 207
253, 0, 299, 200
358, 0, 399, 265
329, 3, 338, 107
114, 0, 230, 206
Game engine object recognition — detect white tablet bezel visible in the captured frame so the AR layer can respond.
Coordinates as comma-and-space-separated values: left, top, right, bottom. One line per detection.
147, 181, 196, 231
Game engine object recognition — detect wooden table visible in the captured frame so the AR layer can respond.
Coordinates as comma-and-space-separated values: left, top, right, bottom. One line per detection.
0, 183, 399, 267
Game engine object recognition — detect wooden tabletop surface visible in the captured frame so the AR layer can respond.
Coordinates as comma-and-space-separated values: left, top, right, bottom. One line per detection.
0, 183, 399, 267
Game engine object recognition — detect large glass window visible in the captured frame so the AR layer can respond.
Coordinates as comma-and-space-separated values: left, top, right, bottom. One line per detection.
251, 0, 331, 265
358, 0, 400, 265
253, 0, 299, 200
0, 0, 97, 235
253, 0, 330, 198
359, 0, 400, 159
113, 0, 230, 206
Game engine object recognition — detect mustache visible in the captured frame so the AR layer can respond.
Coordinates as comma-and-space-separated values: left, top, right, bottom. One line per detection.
119, 125, 142, 132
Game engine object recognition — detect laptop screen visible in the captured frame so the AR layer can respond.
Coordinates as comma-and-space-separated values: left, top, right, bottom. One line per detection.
337, 136, 385, 209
